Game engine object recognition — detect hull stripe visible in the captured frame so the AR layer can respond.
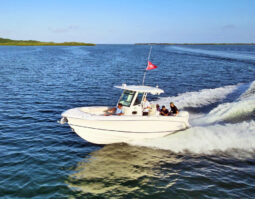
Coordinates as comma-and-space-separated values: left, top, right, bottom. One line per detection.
69, 123, 188, 134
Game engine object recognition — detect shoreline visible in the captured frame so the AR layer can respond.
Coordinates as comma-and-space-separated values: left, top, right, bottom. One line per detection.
0, 37, 95, 46
0, 44, 95, 46
0, 42, 95, 46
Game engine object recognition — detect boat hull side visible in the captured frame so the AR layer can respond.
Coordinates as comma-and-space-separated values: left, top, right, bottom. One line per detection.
67, 117, 188, 144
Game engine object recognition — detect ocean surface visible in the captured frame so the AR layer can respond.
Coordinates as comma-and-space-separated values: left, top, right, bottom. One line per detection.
0, 44, 255, 198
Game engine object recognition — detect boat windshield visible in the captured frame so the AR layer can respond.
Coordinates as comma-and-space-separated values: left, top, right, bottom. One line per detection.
134, 92, 144, 106
119, 90, 136, 107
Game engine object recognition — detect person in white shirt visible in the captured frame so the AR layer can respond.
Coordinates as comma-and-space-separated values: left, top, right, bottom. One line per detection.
142, 97, 151, 116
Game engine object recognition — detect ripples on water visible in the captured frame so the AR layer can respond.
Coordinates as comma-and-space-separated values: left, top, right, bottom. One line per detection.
0, 45, 255, 198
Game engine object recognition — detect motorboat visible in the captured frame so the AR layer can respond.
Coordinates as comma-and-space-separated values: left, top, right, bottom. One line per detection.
60, 84, 190, 145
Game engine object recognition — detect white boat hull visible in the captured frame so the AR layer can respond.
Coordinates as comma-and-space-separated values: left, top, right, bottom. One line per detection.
61, 107, 190, 145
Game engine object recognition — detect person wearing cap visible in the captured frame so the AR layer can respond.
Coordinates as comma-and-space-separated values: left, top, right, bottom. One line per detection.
169, 102, 179, 116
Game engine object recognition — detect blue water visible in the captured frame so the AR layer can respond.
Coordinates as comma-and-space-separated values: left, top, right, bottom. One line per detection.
0, 45, 255, 198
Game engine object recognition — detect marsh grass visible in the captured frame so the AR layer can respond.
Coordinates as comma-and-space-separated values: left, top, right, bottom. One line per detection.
0, 38, 95, 46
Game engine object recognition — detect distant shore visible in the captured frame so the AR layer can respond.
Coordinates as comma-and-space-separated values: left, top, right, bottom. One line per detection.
0, 37, 95, 46
135, 43, 255, 45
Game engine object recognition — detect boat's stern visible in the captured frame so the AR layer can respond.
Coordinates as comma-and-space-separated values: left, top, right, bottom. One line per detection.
178, 111, 190, 128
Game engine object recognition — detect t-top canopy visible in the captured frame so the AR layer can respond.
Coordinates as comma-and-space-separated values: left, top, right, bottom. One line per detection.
115, 84, 164, 95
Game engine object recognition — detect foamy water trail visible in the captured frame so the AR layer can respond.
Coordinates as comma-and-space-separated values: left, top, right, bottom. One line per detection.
240, 81, 255, 99
200, 95, 255, 124
199, 81, 255, 124
130, 121, 255, 155
138, 81, 255, 155
155, 84, 240, 109
170, 46, 255, 62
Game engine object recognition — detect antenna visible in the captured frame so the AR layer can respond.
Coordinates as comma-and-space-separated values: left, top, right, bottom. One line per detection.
142, 46, 152, 85
147, 46, 152, 61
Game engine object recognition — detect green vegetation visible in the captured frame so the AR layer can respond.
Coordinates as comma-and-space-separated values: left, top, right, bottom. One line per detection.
0, 37, 95, 46
135, 43, 255, 45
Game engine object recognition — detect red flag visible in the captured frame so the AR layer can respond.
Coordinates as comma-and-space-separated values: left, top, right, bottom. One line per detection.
146, 61, 158, 70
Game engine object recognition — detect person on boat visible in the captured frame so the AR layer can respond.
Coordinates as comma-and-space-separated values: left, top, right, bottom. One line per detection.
156, 104, 161, 112
105, 103, 124, 116
115, 103, 124, 115
160, 105, 169, 116
169, 102, 179, 116
142, 97, 151, 116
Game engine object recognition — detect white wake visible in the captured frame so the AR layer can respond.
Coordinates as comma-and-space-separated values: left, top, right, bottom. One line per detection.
130, 121, 255, 156
199, 94, 255, 124
169, 46, 255, 62
199, 81, 255, 124
132, 81, 255, 155
155, 84, 240, 109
